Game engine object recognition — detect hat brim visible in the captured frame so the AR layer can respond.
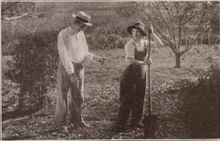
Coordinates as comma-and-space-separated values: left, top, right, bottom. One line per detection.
127, 25, 147, 36
72, 14, 92, 26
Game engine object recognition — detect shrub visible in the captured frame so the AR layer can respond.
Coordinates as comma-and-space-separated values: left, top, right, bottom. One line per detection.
5, 30, 59, 111
196, 63, 220, 94
155, 63, 220, 96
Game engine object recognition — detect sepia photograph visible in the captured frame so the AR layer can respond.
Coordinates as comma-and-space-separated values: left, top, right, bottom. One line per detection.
1, 0, 220, 140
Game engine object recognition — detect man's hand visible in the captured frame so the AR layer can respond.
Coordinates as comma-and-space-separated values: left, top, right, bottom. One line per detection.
94, 56, 111, 65
69, 73, 78, 84
100, 57, 111, 65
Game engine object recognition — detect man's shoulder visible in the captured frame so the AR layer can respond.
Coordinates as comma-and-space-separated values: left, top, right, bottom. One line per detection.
59, 27, 69, 36
78, 31, 85, 36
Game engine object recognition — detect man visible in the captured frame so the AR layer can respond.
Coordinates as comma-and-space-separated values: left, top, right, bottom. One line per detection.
54, 11, 109, 130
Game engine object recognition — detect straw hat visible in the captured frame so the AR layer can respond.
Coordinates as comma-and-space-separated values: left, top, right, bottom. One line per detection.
72, 11, 92, 26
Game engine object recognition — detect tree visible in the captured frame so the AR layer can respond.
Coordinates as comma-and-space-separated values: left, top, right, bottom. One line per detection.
2, 2, 54, 20
2, 2, 57, 112
136, 1, 219, 68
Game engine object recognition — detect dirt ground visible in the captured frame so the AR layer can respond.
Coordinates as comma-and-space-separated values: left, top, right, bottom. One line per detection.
2, 45, 220, 139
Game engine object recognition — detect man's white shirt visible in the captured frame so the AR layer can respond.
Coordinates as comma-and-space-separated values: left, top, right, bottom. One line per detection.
58, 26, 94, 75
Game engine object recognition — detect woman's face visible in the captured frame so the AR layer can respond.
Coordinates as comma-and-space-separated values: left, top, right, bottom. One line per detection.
132, 28, 142, 40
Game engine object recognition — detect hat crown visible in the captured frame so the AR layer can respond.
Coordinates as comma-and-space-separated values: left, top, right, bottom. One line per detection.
134, 21, 145, 30
73, 11, 91, 23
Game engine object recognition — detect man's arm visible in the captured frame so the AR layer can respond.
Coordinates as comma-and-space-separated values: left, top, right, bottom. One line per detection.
58, 31, 74, 75
84, 52, 110, 64
81, 32, 110, 64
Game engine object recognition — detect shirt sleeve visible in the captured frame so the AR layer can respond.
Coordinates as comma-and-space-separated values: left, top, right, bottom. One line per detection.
125, 42, 134, 61
84, 52, 95, 61
81, 32, 95, 62
58, 31, 74, 75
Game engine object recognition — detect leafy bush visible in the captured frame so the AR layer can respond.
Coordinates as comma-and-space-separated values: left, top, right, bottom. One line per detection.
196, 63, 220, 94
152, 63, 220, 98
86, 18, 129, 50
5, 30, 59, 111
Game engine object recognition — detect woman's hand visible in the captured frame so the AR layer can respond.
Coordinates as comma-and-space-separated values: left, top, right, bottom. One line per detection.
149, 22, 154, 34
144, 58, 152, 65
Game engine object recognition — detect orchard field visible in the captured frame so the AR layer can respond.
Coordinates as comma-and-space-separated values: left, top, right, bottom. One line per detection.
2, 2, 220, 140
2, 45, 220, 139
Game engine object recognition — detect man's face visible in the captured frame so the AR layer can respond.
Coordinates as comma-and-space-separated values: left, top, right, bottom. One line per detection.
71, 21, 88, 32
79, 22, 88, 31
76, 22, 88, 32
132, 28, 142, 40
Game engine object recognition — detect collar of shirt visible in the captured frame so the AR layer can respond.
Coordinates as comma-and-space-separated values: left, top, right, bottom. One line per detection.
130, 38, 146, 51
67, 26, 78, 36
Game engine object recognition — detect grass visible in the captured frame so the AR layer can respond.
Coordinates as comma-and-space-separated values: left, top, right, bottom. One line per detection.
2, 44, 220, 139
2, 2, 220, 139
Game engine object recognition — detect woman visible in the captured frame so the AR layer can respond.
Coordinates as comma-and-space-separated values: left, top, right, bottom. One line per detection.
113, 21, 163, 132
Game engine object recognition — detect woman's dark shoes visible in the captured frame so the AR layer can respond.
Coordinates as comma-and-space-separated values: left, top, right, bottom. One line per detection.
112, 126, 125, 133
112, 124, 125, 133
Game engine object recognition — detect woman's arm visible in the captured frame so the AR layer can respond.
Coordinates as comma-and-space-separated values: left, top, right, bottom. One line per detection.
126, 57, 147, 65
125, 44, 151, 65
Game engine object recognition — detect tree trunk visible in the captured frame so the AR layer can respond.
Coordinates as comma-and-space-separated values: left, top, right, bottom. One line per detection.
201, 34, 203, 45
175, 53, 181, 68
17, 49, 26, 111
208, 30, 211, 47
18, 75, 24, 111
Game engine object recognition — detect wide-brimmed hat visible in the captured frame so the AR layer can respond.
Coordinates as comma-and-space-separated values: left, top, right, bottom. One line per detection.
72, 11, 92, 26
127, 21, 147, 36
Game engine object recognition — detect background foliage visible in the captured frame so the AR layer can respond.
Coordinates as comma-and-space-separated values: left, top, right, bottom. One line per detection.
1, 2, 220, 139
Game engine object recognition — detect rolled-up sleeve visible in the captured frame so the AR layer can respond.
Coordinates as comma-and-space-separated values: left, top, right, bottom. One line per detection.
125, 43, 134, 61
84, 52, 95, 61
81, 32, 95, 62
58, 31, 74, 75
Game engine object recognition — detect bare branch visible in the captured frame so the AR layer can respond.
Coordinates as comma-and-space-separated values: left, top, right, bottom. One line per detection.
190, 9, 210, 41
3, 3, 35, 16
31, 5, 54, 19
181, 2, 199, 23
134, 2, 151, 19
183, 26, 212, 54
173, 2, 180, 15
2, 13, 29, 20
152, 3, 174, 43
2, 2, 19, 12
155, 24, 177, 53
161, 2, 177, 46
181, 3, 205, 28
